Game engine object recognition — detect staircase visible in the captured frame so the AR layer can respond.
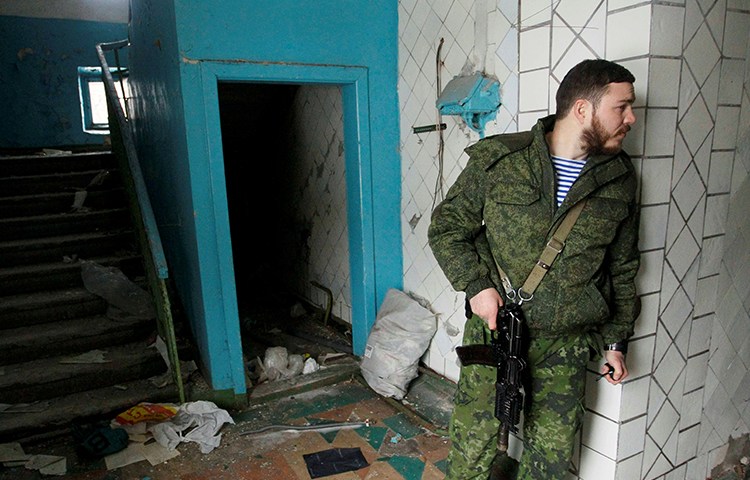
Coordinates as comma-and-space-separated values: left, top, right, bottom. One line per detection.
0, 149, 179, 442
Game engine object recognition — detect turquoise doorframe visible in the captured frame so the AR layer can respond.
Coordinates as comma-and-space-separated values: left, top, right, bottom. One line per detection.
196, 60, 394, 362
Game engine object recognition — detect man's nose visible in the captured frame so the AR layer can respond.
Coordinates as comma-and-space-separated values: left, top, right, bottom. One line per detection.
624, 108, 636, 125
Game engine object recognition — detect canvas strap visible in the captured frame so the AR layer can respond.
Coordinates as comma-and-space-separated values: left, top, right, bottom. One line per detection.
495, 200, 587, 301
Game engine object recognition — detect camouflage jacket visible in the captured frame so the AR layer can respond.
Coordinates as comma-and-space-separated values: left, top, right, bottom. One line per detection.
428, 116, 640, 343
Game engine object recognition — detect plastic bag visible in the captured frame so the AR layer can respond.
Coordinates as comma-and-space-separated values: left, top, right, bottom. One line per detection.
80, 260, 155, 319
261, 347, 305, 382
360, 289, 437, 399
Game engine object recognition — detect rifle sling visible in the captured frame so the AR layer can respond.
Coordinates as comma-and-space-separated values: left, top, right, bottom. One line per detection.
494, 200, 587, 298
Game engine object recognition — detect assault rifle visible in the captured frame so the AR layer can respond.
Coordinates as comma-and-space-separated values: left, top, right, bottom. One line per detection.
455, 302, 527, 452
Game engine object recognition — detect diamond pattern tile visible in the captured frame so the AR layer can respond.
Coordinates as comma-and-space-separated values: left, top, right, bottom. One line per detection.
684, 23, 721, 86
679, 95, 713, 155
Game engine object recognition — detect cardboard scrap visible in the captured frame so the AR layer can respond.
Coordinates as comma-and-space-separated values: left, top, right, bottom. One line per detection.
25, 454, 67, 476
59, 349, 110, 364
0, 442, 31, 465
104, 442, 179, 470
2, 443, 67, 475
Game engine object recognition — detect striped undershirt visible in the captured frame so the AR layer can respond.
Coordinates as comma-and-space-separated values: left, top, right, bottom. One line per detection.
551, 155, 586, 206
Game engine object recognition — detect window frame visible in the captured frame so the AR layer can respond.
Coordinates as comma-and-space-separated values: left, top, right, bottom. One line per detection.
77, 66, 129, 134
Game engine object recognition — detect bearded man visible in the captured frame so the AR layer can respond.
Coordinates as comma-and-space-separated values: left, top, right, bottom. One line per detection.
428, 59, 641, 480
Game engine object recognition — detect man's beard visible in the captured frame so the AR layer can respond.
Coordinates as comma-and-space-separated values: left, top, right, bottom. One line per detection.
581, 114, 629, 156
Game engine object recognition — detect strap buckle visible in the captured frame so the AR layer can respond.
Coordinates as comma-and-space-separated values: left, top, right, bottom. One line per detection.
547, 237, 564, 254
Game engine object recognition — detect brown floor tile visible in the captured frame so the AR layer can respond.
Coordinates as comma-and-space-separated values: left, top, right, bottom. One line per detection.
228, 450, 299, 480
348, 398, 400, 422
413, 432, 450, 464
421, 461, 446, 480
362, 460, 403, 479
312, 403, 358, 423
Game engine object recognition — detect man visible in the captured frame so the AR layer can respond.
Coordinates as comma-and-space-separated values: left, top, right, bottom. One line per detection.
428, 59, 641, 479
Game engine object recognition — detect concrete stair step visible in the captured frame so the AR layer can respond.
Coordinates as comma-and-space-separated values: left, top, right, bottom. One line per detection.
0, 208, 130, 241
0, 230, 136, 267
0, 288, 107, 329
0, 255, 143, 295
0, 188, 126, 218
0, 151, 115, 177
0, 377, 179, 443
0, 169, 120, 198
0, 341, 166, 405
0, 314, 154, 365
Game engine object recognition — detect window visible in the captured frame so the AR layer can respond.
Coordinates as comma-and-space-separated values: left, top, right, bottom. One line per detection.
77, 66, 129, 134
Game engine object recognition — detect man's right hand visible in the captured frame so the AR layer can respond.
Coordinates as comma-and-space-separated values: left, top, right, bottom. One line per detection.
469, 288, 504, 330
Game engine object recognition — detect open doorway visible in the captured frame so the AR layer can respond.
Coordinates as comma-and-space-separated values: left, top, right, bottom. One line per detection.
217, 82, 355, 382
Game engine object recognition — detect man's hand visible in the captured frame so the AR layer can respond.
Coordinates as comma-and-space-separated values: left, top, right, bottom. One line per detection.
601, 350, 628, 385
469, 288, 504, 330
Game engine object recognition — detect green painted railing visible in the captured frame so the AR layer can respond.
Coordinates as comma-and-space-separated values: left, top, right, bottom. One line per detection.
96, 40, 185, 404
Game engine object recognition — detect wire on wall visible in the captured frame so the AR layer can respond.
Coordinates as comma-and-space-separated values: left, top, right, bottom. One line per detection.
432, 37, 446, 212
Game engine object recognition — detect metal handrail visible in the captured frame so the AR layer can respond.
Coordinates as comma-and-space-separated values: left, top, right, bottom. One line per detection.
95, 39, 185, 403
96, 40, 168, 278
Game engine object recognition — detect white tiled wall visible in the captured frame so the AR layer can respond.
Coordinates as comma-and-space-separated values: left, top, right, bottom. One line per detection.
285, 85, 352, 324
398, 1, 750, 479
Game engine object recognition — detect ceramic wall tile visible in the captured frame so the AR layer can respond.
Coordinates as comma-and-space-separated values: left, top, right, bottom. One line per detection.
713, 106, 741, 150
684, 23, 722, 86
621, 376, 651, 421
704, 194, 729, 237
519, 26, 549, 71
719, 59, 745, 105
585, 371, 622, 421
618, 415, 647, 459
637, 250, 665, 295
645, 108, 678, 157
582, 412, 619, 459
634, 293, 658, 339
629, 336, 656, 380
723, 10, 750, 58
606, 5, 651, 60
648, 58, 682, 108
651, 4, 685, 57
698, 235, 724, 278
518, 69, 549, 111
679, 388, 705, 429
640, 157, 672, 205
519, 0, 551, 28
639, 204, 669, 251
615, 452, 643, 480
579, 446, 616, 480
685, 352, 709, 393
688, 313, 714, 356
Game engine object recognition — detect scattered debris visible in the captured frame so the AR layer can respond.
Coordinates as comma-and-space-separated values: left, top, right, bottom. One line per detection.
0, 442, 66, 476
249, 346, 323, 384
114, 402, 178, 426
149, 400, 234, 454
303, 447, 368, 478
80, 260, 156, 320
240, 420, 368, 436
58, 349, 110, 364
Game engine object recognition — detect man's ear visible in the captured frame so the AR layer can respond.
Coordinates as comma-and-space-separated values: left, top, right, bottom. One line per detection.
572, 99, 591, 125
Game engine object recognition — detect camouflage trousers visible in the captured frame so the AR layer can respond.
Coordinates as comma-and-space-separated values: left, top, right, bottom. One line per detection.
446, 314, 589, 480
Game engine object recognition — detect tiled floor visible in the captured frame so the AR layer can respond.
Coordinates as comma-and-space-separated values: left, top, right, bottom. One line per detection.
1, 378, 450, 480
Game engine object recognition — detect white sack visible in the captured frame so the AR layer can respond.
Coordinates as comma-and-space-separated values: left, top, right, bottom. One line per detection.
360, 289, 437, 400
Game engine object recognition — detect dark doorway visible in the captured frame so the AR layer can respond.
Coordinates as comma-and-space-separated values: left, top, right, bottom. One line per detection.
217, 82, 353, 383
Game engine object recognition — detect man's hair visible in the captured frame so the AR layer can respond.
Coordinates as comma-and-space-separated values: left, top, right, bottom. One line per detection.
555, 59, 635, 117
